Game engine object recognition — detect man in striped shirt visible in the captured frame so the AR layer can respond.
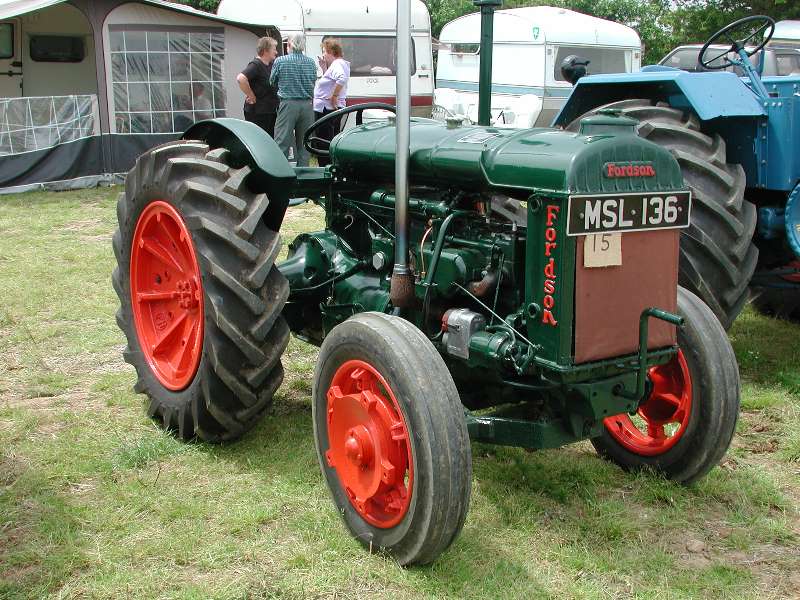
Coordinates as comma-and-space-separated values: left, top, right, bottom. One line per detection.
269, 33, 317, 167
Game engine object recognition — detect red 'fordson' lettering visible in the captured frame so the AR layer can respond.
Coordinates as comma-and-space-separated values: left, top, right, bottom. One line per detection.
605, 162, 656, 178
542, 205, 560, 326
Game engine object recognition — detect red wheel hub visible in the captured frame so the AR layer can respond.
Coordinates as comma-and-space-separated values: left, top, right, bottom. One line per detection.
603, 350, 692, 456
325, 360, 413, 528
130, 201, 204, 391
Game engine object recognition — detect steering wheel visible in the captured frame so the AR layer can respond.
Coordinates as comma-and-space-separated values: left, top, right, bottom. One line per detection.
699, 15, 775, 70
303, 102, 397, 158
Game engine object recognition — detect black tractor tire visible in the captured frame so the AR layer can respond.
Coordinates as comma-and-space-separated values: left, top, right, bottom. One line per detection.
312, 312, 472, 565
592, 287, 740, 484
750, 286, 800, 322
567, 99, 758, 330
112, 140, 290, 442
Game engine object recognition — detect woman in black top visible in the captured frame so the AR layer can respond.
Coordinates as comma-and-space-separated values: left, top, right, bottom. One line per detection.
236, 37, 280, 137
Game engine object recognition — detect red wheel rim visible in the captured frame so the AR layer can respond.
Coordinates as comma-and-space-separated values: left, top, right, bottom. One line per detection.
325, 360, 413, 528
603, 350, 692, 456
130, 201, 204, 391
780, 260, 800, 283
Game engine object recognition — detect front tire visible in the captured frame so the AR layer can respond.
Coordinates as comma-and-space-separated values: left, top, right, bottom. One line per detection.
592, 287, 740, 484
568, 99, 758, 329
113, 141, 290, 442
312, 313, 472, 565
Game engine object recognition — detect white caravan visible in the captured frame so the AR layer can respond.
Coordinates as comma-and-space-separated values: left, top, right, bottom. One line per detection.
216, 0, 435, 117
434, 6, 641, 128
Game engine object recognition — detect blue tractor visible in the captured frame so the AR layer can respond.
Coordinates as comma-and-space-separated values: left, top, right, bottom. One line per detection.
554, 16, 800, 327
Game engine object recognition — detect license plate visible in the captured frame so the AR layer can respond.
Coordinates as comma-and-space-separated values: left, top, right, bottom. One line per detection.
566, 191, 691, 236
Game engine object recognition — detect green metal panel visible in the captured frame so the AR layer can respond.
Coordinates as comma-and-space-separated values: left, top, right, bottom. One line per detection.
525, 195, 576, 367
329, 120, 684, 197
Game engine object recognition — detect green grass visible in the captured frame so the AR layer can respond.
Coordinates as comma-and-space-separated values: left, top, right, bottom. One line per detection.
1, 187, 799, 599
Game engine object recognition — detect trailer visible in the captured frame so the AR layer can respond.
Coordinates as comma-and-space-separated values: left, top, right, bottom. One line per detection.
434, 6, 641, 128
216, 0, 435, 119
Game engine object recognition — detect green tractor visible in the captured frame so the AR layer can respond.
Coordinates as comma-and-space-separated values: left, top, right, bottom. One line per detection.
111, 1, 740, 565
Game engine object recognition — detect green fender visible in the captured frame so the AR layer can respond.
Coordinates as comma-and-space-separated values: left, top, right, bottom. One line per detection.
183, 118, 296, 231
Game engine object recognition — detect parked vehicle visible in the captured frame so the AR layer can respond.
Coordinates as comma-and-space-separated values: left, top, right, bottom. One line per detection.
434, 6, 641, 127
112, 0, 740, 565
554, 15, 800, 327
659, 44, 800, 76
216, 0, 435, 119
770, 19, 800, 49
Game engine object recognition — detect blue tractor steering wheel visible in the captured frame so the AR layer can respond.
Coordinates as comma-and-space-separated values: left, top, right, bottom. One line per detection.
698, 15, 775, 70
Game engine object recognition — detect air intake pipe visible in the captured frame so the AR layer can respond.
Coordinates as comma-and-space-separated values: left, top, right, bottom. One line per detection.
390, 0, 415, 307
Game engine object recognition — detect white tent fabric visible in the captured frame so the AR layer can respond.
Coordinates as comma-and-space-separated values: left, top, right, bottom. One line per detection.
0, 0, 66, 20
0, 0, 265, 27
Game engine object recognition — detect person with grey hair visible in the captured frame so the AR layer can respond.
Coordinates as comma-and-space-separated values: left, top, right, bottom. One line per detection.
269, 33, 317, 166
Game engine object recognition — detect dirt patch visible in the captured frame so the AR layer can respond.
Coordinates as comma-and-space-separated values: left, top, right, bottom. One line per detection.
667, 524, 800, 596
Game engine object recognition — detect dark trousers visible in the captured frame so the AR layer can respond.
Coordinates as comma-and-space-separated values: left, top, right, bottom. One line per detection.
244, 111, 277, 138
314, 108, 343, 167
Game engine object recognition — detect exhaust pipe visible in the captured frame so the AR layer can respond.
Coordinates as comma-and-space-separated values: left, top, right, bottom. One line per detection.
476, 0, 501, 126
390, 0, 415, 307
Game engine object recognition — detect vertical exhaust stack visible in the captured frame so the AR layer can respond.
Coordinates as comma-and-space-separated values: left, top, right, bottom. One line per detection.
476, 0, 501, 126
390, 0, 415, 307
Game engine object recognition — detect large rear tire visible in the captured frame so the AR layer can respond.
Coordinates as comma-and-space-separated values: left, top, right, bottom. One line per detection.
113, 141, 290, 442
312, 313, 472, 565
592, 287, 740, 484
567, 99, 758, 329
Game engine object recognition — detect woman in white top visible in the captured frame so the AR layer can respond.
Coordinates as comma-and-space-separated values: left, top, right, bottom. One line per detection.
313, 38, 350, 166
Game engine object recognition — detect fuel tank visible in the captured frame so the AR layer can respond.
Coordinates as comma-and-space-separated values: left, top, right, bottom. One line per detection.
329, 117, 684, 195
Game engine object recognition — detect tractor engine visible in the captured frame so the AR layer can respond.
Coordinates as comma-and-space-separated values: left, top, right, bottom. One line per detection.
280, 113, 690, 424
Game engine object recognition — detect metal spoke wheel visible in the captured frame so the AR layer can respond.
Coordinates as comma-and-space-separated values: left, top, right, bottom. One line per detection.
312, 312, 472, 565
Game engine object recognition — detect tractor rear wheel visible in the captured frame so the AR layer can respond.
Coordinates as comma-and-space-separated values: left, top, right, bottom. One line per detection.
592, 287, 740, 484
567, 99, 758, 329
113, 140, 290, 442
312, 312, 472, 565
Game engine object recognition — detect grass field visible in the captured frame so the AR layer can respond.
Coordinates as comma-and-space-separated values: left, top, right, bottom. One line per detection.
0, 186, 799, 599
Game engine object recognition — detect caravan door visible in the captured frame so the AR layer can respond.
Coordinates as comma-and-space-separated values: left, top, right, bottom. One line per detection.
0, 19, 23, 97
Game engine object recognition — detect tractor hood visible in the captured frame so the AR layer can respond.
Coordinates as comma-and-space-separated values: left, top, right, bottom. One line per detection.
330, 119, 684, 195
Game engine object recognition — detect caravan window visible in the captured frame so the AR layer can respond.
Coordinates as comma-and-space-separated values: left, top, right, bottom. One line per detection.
109, 27, 226, 134
552, 46, 629, 81
335, 36, 416, 77
0, 24, 13, 59
449, 43, 479, 55
30, 35, 85, 62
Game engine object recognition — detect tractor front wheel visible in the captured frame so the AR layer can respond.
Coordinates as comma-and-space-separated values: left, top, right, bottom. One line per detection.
592, 287, 740, 484
113, 141, 290, 442
312, 313, 472, 565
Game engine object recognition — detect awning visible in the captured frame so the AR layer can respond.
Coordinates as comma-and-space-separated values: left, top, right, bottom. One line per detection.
0, 0, 67, 20
0, 0, 270, 30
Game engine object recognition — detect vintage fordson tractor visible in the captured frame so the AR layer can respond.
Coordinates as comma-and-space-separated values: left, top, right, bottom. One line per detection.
111, 3, 740, 566
554, 15, 800, 327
